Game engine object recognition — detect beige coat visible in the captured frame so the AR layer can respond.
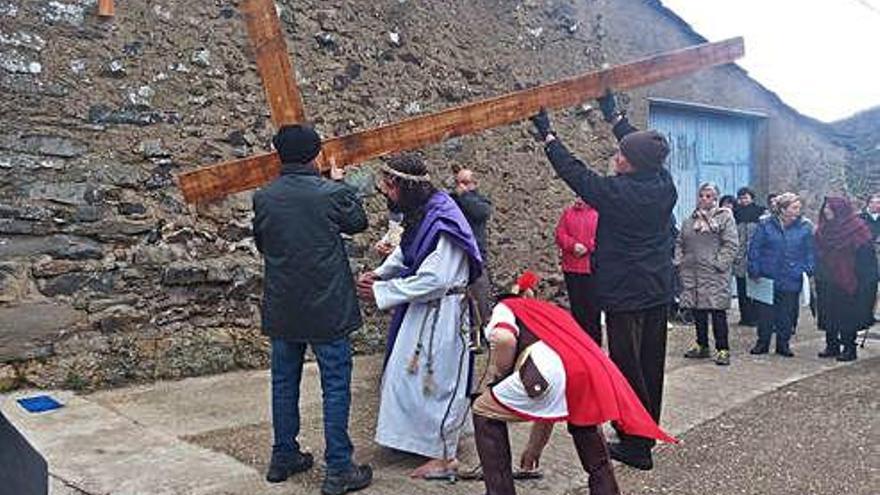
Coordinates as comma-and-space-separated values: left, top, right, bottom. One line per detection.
733, 221, 758, 278
675, 208, 739, 310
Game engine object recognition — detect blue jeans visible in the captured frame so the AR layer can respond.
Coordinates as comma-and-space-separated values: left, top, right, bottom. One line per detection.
271, 337, 354, 475
756, 290, 800, 347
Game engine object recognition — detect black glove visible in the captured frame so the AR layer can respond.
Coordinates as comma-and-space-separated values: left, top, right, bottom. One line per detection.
597, 90, 619, 123
530, 108, 553, 141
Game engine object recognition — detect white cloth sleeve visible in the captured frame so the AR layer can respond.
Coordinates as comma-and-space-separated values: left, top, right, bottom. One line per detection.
372, 234, 467, 311
373, 246, 407, 280
484, 302, 520, 342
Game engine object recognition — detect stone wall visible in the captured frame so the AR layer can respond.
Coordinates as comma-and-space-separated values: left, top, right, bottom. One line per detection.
589, 0, 849, 212
1, 0, 848, 390
0, 0, 622, 390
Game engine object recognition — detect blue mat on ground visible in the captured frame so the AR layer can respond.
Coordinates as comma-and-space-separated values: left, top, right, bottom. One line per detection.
17, 395, 64, 413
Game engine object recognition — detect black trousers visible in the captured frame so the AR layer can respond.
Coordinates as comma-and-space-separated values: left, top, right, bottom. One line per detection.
564, 272, 602, 346
606, 305, 668, 451
757, 290, 800, 348
735, 277, 759, 325
825, 325, 858, 350
693, 309, 729, 350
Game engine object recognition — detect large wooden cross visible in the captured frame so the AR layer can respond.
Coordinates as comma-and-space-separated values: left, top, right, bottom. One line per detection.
176, 0, 744, 204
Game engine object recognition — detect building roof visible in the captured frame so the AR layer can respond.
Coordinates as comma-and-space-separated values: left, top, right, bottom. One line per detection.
645, 0, 834, 134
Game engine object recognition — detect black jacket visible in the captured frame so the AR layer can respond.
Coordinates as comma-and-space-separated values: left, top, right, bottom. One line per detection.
253, 163, 368, 342
453, 190, 492, 258
859, 211, 880, 240
544, 119, 678, 311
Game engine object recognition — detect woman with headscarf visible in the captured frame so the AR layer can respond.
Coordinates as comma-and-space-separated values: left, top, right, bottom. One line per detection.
675, 183, 739, 365
815, 197, 878, 361
748, 193, 815, 357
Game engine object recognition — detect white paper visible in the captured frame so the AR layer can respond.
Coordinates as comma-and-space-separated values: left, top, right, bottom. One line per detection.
747, 277, 774, 305
800, 274, 811, 307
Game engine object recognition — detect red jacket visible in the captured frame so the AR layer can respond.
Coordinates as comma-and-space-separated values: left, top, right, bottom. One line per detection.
555, 200, 599, 274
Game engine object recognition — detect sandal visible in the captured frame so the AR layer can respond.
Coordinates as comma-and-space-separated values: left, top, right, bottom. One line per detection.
457, 466, 483, 481
513, 468, 544, 480
420, 469, 458, 481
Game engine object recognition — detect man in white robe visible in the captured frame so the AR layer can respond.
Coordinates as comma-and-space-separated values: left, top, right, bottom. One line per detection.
358, 153, 483, 478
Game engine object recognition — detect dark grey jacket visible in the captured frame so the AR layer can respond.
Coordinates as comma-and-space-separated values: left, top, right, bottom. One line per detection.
253, 163, 368, 342
453, 190, 492, 258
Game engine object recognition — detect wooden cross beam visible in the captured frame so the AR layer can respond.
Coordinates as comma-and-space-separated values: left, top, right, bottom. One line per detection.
97, 0, 114, 17
241, 0, 305, 126
176, 0, 744, 204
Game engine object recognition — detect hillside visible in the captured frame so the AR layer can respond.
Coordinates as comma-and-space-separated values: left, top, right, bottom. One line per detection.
831, 106, 880, 196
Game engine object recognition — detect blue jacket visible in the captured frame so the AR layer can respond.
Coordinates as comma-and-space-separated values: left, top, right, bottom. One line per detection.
748, 216, 815, 292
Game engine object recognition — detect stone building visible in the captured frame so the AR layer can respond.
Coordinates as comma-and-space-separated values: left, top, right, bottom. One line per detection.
590, 0, 848, 221
0, 0, 848, 389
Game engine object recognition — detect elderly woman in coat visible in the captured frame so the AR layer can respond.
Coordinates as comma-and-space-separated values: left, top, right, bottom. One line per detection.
748, 193, 815, 357
674, 182, 739, 365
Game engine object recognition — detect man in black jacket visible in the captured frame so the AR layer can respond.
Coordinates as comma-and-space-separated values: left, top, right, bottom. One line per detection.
530, 95, 677, 471
253, 125, 372, 495
452, 168, 494, 324
860, 193, 880, 321
860, 193, 880, 248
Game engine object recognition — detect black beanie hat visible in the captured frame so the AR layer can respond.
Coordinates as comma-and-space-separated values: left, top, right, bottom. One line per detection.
272, 125, 322, 164
619, 130, 670, 170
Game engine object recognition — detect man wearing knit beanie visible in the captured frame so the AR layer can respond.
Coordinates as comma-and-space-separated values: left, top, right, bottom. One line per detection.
273, 124, 322, 165
619, 130, 670, 171
253, 124, 373, 495
530, 93, 677, 472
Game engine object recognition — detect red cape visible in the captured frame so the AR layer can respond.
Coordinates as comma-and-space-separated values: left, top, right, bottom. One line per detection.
503, 298, 676, 443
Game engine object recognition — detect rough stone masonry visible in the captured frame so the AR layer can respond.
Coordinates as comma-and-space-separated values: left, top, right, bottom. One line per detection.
0, 0, 630, 390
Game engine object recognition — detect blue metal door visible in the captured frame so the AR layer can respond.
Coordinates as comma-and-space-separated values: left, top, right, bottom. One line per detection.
648, 102, 757, 226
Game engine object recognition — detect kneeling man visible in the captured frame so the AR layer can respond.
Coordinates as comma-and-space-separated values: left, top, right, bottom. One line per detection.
472, 273, 675, 495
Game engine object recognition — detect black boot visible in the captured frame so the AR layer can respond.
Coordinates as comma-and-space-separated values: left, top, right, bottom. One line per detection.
817, 346, 840, 358
266, 451, 314, 483
837, 345, 857, 362
749, 340, 770, 355
607, 437, 653, 471
473, 414, 515, 495
569, 425, 620, 495
775, 339, 794, 357
321, 464, 373, 495
819, 331, 840, 358
837, 330, 858, 362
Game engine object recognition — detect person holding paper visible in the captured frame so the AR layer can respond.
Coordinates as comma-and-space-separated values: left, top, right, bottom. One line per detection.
747, 193, 815, 357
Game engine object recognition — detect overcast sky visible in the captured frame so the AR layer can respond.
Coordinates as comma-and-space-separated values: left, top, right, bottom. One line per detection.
661, 0, 880, 122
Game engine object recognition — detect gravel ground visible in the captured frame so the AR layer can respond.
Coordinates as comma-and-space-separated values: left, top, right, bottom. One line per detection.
184, 308, 864, 495
610, 357, 880, 495
187, 350, 878, 495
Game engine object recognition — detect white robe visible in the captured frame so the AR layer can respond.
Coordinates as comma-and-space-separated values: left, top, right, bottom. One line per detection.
372, 234, 471, 459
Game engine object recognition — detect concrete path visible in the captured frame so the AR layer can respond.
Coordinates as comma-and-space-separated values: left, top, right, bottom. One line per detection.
2, 321, 878, 495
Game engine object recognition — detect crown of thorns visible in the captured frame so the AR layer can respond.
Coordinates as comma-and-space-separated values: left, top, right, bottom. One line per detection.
380, 162, 432, 182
